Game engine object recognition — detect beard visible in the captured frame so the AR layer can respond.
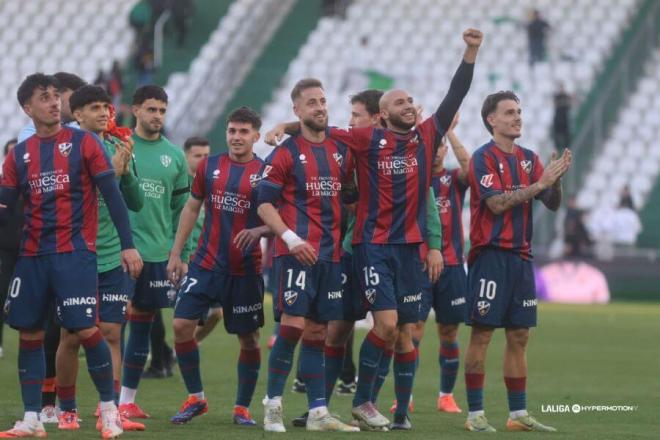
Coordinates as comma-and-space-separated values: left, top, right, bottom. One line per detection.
302, 113, 328, 132
387, 113, 415, 132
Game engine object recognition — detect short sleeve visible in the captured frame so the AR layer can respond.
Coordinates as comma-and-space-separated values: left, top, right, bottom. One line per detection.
327, 126, 374, 152
1, 149, 18, 187
173, 151, 190, 196
83, 133, 114, 178
190, 157, 207, 200
469, 150, 503, 201
257, 145, 292, 205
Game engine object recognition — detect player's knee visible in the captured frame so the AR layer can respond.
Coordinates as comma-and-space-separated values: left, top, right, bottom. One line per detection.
326, 321, 352, 346
469, 326, 494, 347
207, 307, 223, 322
61, 331, 81, 350
99, 325, 121, 346
172, 318, 196, 341
505, 328, 529, 350
438, 324, 459, 342
238, 331, 260, 350
302, 320, 327, 341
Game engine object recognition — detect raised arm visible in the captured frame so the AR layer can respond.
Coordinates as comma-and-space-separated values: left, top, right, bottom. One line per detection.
434, 29, 482, 132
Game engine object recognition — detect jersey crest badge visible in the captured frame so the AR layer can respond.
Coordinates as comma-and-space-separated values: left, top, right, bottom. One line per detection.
365, 288, 376, 304
332, 152, 343, 167
58, 142, 72, 157
160, 155, 172, 167
440, 175, 452, 186
520, 160, 532, 174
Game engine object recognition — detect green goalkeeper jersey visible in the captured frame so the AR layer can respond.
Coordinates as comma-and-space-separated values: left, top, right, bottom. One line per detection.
97, 136, 144, 273
129, 133, 190, 262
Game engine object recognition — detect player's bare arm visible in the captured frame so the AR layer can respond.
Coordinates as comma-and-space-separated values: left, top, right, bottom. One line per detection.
257, 202, 317, 266
265, 121, 300, 146
538, 149, 572, 211
485, 151, 570, 215
446, 114, 471, 182
167, 196, 203, 285
233, 225, 272, 252
425, 248, 444, 283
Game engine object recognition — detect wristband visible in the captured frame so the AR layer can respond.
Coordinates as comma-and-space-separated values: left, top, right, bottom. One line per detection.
281, 229, 304, 250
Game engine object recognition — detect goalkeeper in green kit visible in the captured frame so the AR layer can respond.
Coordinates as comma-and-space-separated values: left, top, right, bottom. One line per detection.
118, 85, 191, 420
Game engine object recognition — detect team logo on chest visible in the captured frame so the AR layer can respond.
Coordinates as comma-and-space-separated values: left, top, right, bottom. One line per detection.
284, 290, 298, 306
480, 174, 494, 188
520, 160, 532, 174
332, 152, 343, 167
160, 155, 172, 167
23, 152, 30, 163
212, 169, 220, 179
249, 173, 261, 188
298, 154, 307, 165
440, 175, 452, 186
58, 142, 72, 157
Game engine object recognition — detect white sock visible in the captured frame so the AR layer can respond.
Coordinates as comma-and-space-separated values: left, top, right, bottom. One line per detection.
510, 409, 528, 419
439, 392, 453, 397
267, 396, 282, 406
119, 387, 137, 405
24, 411, 38, 424
468, 410, 485, 418
309, 406, 328, 418
191, 392, 205, 400
100, 401, 116, 412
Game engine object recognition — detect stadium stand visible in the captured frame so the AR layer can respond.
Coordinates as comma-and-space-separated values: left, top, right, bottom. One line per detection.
253, 0, 640, 164
0, 0, 138, 148
163, 0, 296, 146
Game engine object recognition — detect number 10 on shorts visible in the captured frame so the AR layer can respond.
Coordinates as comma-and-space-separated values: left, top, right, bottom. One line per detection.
479, 278, 496, 300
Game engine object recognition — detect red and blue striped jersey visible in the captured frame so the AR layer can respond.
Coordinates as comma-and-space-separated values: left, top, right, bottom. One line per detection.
328, 116, 444, 246
431, 168, 468, 265
0, 127, 113, 256
258, 134, 354, 262
190, 153, 264, 275
468, 140, 544, 264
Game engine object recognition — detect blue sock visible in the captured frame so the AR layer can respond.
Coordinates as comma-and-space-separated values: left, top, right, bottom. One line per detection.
505, 377, 526, 412
19, 339, 45, 413
439, 341, 460, 394
353, 330, 386, 407
121, 314, 153, 390
57, 385, 76, 412
82, 330, 114, 402
300, 339, 326, 410
236, 348, 260, 407
324, 345, 345, 404
413, 338, 420, 371
267, 325, 302, 399
393, 350, 417, 417
371, 348, 392, 404
175, 339, 203, 394
465, 373, 485, 412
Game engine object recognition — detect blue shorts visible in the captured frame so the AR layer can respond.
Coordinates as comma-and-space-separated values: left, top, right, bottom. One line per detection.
419, 265, 467, 324
353, 243, 423, 325
98, 266, 135, 324
4, 251, 98, 331
174, 264, 264, 335
131, 261, 174, 311
272, 256, 342, 323
341, 252, 367, 322
466, 248, 537, 328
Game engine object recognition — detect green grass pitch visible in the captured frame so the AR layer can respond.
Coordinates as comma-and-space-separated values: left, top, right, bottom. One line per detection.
0, 301, 656, 439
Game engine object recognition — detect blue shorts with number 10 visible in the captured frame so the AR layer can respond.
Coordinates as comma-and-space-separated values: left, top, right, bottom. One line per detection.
353, 243, 423, 325
466, 248, 537, 328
